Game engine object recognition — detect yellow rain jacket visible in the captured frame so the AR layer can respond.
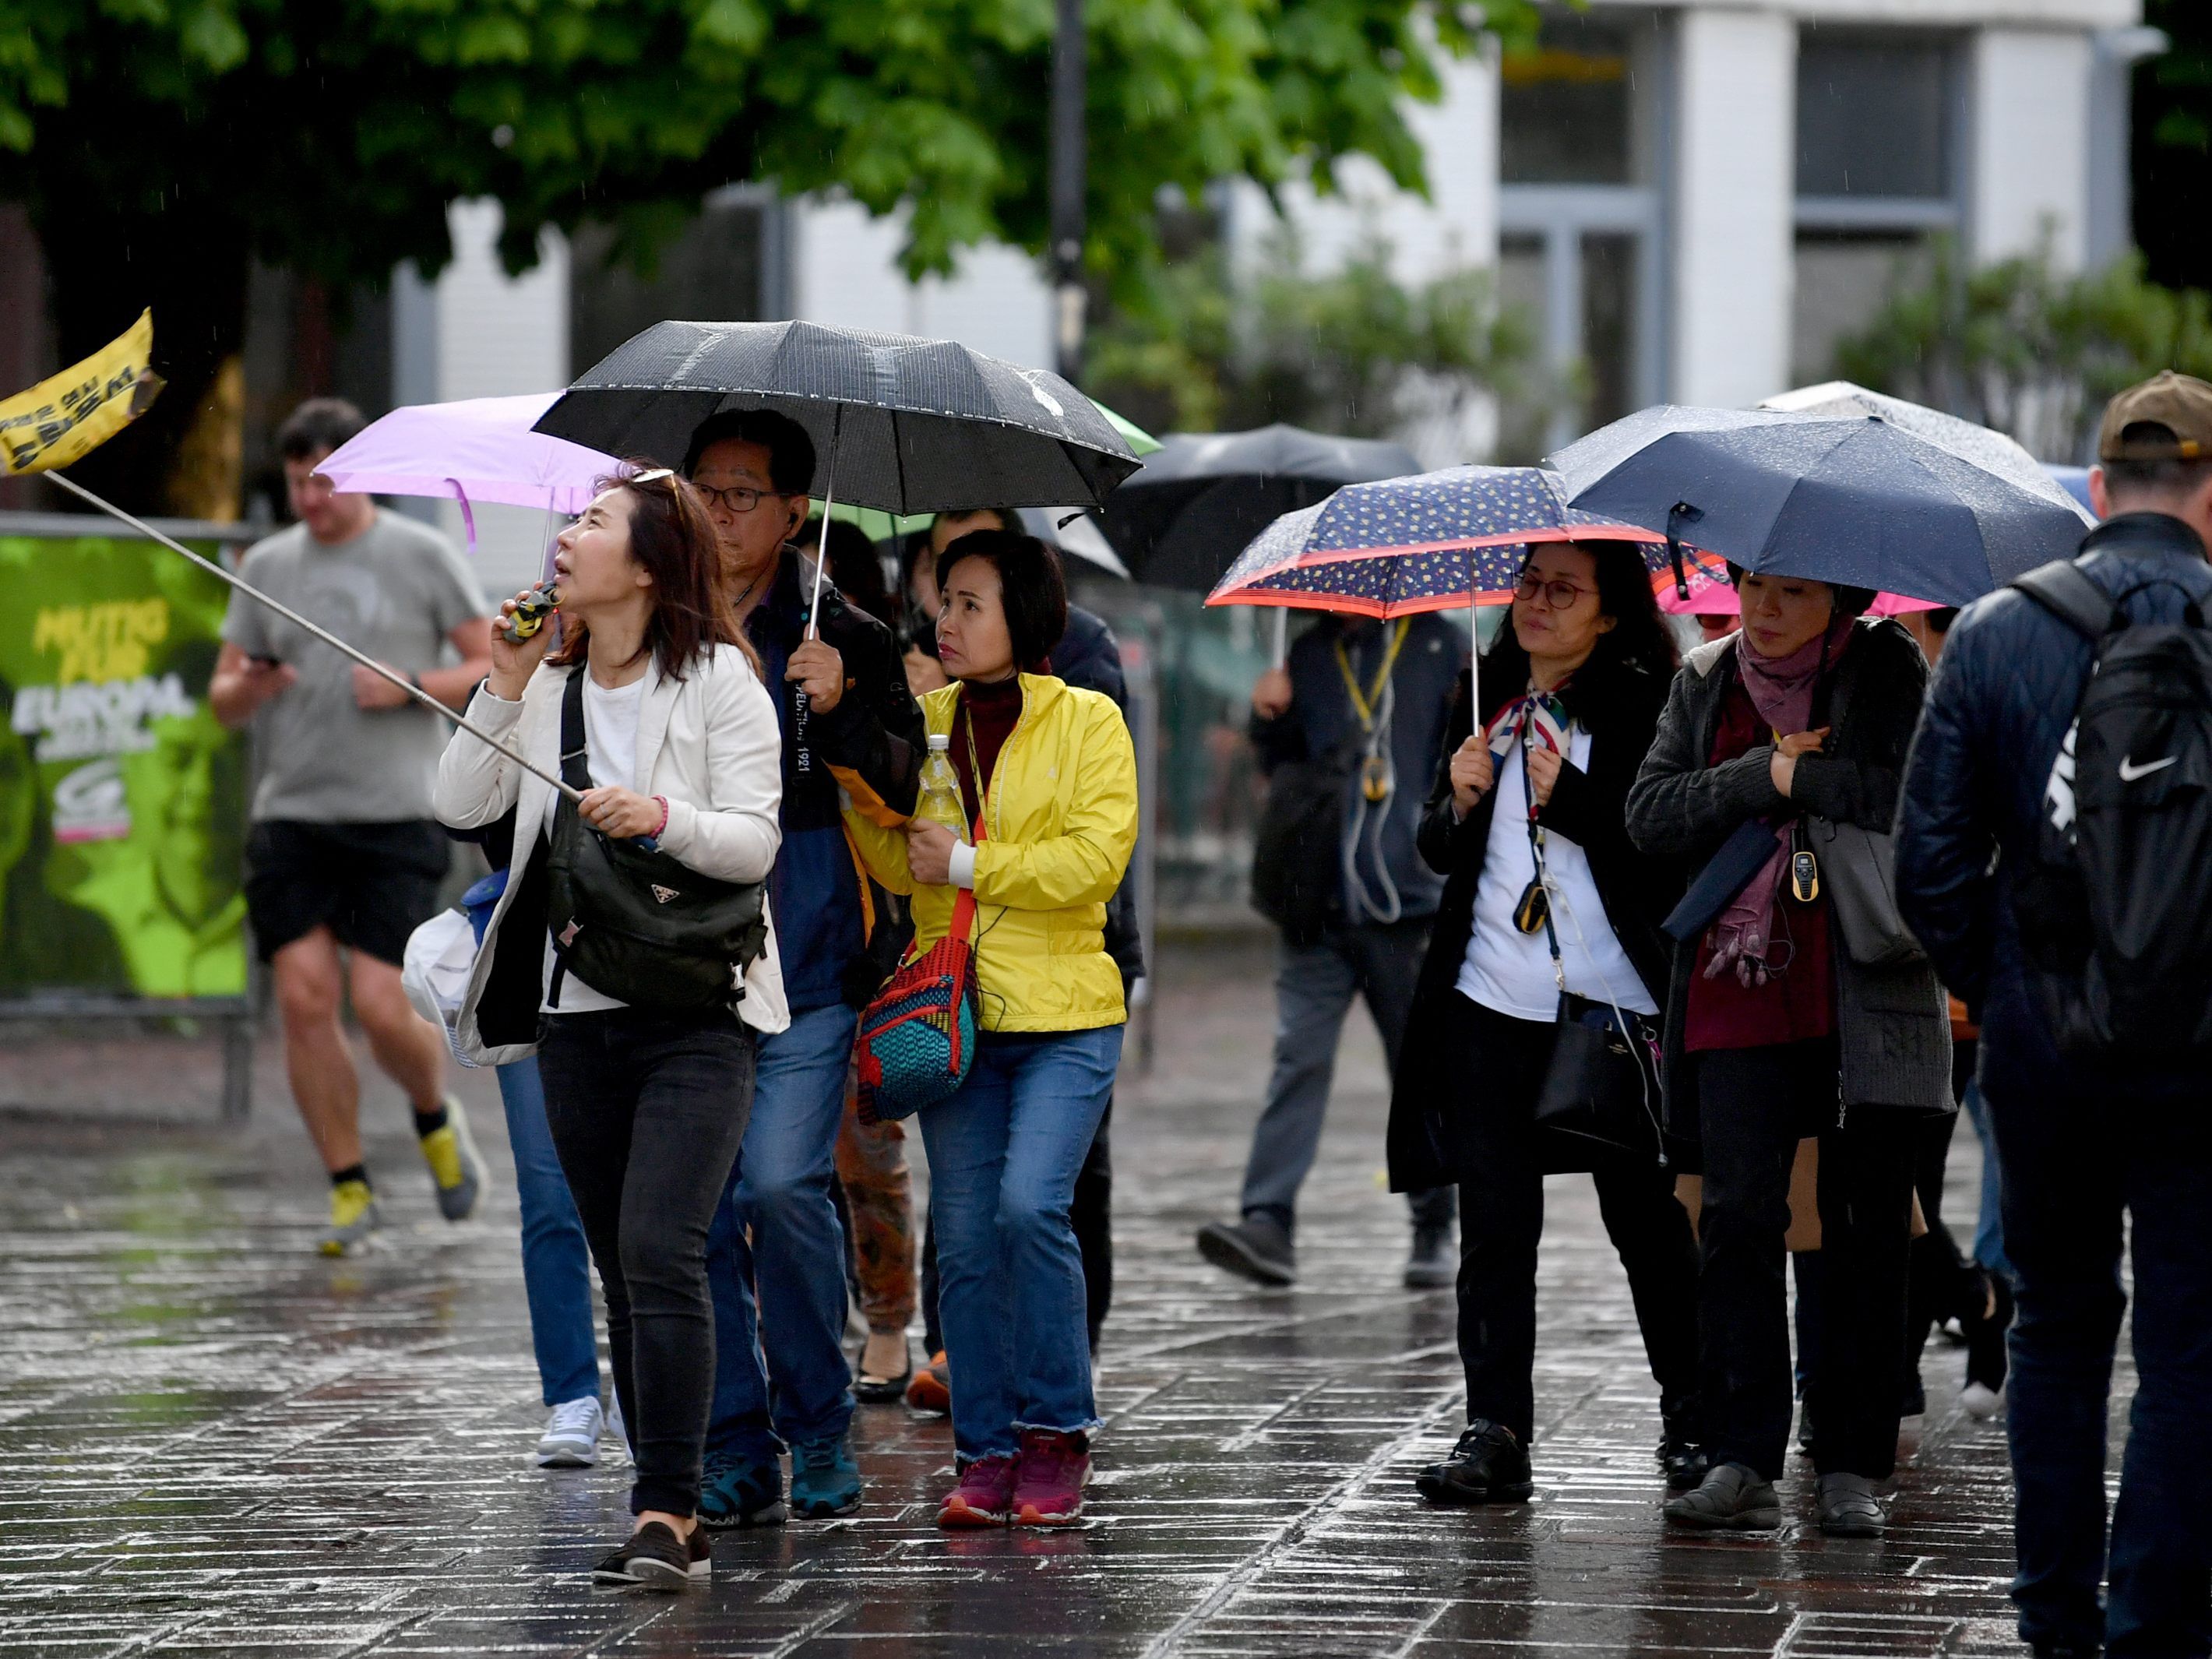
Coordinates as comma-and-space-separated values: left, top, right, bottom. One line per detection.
845, 672, 1137, 1033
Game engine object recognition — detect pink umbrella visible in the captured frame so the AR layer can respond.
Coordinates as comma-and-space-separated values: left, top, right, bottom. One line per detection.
314, 392, 621, 555
1657, 557, 1939, 618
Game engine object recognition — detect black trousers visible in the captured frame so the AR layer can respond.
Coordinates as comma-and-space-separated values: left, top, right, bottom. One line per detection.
1450, 997, 1700, 1448
922, 1095, 1113, 1355
537, 1006, 756, 1517
1696, 1039, 1916, 1481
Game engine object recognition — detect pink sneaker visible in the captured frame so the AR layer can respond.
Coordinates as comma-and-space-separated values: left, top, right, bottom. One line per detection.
938, 1453, 1016, 1527
1011, 1428, 1091, 1527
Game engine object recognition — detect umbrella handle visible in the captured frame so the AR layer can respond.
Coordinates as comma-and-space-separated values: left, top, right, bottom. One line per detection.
1666, 501, 1704, 601
1271, 607, 1287, 668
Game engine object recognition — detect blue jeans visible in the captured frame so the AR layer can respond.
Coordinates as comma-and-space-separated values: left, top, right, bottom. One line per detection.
1983, 977, 2212, 1657
919, 1025, 1122, 1465
705, 1002, 860, 1463
496, 1058, 601, 1407
1960, 1080, 2012, 1279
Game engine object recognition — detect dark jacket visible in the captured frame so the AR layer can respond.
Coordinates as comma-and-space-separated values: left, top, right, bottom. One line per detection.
1896, 512, 2212, 1097
1051, 604, 1143, 987
1626, 618, 1953, 1142
1386, 649, 1682, 1193
1251, 612, 1463, 928
748, 548, 925, 1011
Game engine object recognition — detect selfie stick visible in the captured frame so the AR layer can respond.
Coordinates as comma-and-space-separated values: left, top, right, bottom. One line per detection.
48, 471, 586, 805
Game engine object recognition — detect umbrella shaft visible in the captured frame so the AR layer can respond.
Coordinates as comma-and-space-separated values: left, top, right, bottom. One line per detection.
48, 472, 586, 806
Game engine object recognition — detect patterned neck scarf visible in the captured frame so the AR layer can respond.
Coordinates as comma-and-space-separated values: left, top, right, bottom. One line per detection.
1483, 682, 1573, 761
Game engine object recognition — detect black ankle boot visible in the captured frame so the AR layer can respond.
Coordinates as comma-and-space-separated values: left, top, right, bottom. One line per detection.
1414, 1418, 1534, 1505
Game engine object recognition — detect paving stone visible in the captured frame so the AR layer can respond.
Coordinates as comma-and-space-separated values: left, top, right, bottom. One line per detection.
0, 939, 2102, 1656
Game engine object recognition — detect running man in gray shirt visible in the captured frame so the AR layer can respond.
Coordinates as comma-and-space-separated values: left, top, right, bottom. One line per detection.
210, 398, 495, 1255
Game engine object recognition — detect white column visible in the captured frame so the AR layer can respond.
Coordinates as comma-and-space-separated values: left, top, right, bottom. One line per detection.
1970, 28, 2096, 270
1669, 9, 1796, 409
790, 197, 1054, 370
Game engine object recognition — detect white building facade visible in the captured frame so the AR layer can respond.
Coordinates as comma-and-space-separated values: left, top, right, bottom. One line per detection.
403, 0, 2155, 574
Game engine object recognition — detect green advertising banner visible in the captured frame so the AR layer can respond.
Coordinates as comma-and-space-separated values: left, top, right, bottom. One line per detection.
0, 534, 248, 999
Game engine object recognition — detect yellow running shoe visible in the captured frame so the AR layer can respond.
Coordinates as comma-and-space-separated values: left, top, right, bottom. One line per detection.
419, 1096, 487, 1222
320, 1179, 382, 1256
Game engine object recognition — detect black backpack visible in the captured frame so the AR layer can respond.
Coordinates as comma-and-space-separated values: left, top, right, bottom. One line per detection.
2012, 558, 2212, 1062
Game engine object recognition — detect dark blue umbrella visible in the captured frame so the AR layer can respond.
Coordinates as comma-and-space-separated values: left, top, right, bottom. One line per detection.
1549, 404, 2090, 607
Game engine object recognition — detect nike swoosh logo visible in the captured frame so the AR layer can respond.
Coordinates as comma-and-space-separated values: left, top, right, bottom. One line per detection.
2119, 755, 2180, 781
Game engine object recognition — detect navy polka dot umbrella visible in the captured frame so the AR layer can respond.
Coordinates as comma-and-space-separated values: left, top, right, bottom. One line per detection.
1205, 464, 1670, 621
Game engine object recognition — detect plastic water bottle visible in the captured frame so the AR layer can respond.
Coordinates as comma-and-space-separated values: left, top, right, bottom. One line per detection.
915, 734, 969, 835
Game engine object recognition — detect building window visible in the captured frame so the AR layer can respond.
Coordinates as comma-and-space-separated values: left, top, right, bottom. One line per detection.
569, 192, 784, 375
1498, 9, 1664, 452
1501, 13, 1637, 186
1797, 36, 1950, 201
1791, 32, 1960, 386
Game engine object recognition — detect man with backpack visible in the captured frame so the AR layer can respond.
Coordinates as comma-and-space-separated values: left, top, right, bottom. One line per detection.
1896, 372, 2212, 1659
1196, 612, 1462, 1291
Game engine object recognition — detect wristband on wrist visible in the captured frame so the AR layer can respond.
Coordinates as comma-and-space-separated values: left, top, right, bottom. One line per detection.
652, 795, 670, 838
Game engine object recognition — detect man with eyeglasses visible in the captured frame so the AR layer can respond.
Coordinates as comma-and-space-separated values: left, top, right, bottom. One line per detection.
1196, 607, 1464, 1291
681, 409, 925, 1528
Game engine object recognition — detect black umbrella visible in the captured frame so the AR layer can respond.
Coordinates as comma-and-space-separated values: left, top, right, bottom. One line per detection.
535, 319, 1143, 632
1099, 424, 1421, 591
1549, 404, 2089, 608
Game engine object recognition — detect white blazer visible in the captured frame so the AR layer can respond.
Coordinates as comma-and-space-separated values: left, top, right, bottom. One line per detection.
433, 643, 788, 1062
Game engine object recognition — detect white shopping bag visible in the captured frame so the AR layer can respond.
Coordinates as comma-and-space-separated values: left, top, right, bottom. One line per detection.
402, 907, 482, 1067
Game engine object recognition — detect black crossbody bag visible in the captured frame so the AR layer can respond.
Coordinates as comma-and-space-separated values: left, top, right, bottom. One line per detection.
1507, 734, 1666, 1165
544, 667, 770, 1013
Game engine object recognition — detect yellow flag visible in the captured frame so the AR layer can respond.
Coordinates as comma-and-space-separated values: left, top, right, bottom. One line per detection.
0, 309, 165, 477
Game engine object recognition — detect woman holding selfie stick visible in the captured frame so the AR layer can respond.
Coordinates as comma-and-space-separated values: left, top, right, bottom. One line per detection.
435, 468, 786, 1588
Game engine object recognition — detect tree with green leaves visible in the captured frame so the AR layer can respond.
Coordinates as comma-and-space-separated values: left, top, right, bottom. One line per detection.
0, 0, 1539, 514
1835, 235, 2212, 463
1087, 227, 1538, 451
2134, 0, 2212, 291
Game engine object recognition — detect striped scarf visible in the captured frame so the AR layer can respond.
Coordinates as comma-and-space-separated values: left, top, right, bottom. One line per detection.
1483, 685, 1573, 762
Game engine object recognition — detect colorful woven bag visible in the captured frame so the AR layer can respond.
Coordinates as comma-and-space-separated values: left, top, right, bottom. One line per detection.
855, 817, 986, 1121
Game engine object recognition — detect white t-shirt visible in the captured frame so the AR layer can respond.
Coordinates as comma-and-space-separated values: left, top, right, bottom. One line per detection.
541, 672, 650, 1013
1456, 725, 1660, 1021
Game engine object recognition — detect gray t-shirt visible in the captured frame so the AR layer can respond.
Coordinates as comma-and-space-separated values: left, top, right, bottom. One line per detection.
223, 511, 487, 823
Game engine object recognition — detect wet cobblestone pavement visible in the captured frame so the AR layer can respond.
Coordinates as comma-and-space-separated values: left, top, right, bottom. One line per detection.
1, 940, 2080, 1657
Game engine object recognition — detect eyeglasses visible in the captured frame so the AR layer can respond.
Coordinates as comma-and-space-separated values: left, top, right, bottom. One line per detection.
1513, 572, 1597, 610
690, 481, 787, 514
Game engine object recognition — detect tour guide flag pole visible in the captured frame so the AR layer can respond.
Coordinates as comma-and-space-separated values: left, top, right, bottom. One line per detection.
4, 312, 583, 805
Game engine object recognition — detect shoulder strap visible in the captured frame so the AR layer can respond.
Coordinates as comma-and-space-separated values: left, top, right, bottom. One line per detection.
558, 668, 591, 793
2013, 561, 2120, 641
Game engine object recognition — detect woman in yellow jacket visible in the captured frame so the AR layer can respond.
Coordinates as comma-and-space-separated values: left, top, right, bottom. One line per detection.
846, 529, 1136, 1530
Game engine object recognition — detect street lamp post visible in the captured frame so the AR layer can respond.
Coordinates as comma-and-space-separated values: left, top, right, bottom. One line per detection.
1050, 0, 1086, 383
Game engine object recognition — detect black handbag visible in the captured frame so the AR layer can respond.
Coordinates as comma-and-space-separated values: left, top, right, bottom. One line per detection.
1513, 741, 1666, 1164
544, 667, 770, 1013
1250, 738, 1354, 946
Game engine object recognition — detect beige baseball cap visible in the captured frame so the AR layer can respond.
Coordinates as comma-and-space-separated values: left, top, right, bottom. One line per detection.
2098, 370, 2212, 462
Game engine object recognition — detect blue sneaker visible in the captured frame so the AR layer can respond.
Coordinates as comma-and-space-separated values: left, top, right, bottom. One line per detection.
789, 1433, 863, 1519
697, 1451, 785, 1530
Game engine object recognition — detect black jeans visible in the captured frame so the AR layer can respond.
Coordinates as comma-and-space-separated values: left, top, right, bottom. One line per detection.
537, 1006, 756, 1517
1981, 994, 2212, 1657
1696, 1039, 1917, 1481
1450, 998, 1700, 1448
921, 1097, 1114, 1356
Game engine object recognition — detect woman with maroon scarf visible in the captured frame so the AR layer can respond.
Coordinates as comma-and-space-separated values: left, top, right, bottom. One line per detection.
1627, 570, 1952, 1540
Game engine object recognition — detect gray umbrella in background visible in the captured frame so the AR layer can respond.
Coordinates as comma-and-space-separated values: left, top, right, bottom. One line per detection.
536, 319, 1143, 632
1098, 424, 1421, 592
1759, 381, 2093, 527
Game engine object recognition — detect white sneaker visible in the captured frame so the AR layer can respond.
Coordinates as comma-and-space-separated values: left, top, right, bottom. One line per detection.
536, 1396, 604, 1467
1960, 1381, 2004, 1420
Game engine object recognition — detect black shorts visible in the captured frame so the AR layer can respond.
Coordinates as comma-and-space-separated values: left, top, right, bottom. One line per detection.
244, 819, 453, 966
